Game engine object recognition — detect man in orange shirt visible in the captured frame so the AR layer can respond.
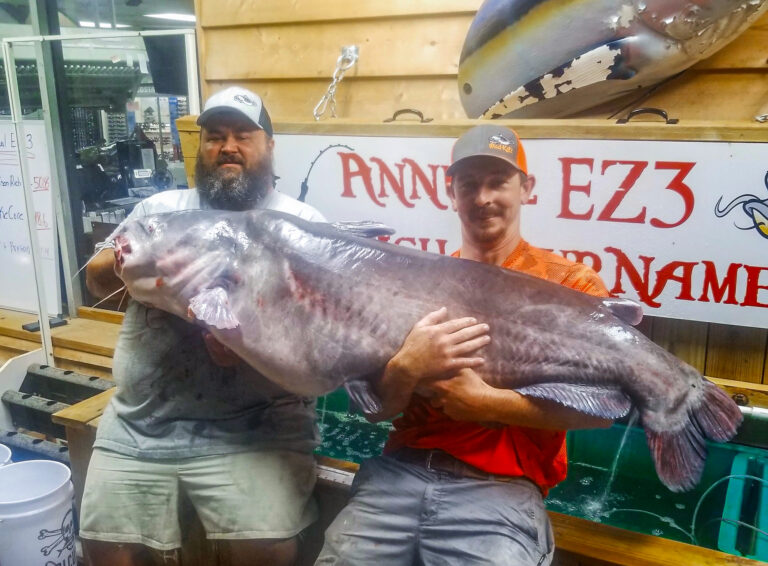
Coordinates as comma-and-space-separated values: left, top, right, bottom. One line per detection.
316, 125, 613, 566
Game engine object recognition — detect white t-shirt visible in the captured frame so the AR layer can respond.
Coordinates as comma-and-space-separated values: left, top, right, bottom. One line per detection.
128, 187, 326, 222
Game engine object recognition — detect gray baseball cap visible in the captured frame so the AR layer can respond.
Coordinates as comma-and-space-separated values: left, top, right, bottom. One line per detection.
446, 125, 528, 176
197, 86, 273, 136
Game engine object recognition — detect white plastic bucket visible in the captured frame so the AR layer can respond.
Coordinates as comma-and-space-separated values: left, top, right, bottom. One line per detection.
0, 443, 10, 467
0, 460, 76, 566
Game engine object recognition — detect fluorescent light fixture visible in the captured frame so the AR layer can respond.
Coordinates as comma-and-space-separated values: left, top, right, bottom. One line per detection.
79, 21, 131, 28
145, 13, 196, 22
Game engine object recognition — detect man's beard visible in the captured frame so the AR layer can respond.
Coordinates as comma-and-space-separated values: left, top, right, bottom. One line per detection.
195, 155, 274, 211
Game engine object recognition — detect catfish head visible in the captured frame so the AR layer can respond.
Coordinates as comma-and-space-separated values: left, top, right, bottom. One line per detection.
109, 210, 245, 321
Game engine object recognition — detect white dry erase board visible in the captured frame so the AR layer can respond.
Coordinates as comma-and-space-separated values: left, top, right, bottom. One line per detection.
0, 120, 61, 316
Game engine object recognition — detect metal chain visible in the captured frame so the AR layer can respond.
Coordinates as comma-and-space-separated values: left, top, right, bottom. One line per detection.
313, 45, 359, 120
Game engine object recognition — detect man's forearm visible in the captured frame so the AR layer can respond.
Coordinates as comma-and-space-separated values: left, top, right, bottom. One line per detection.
368, 357, 419, 422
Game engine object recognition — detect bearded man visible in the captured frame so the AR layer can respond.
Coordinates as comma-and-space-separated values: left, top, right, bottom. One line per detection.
81, 87, 325, 566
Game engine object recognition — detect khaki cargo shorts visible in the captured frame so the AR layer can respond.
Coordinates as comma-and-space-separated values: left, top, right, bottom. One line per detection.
79, 447, 317, 551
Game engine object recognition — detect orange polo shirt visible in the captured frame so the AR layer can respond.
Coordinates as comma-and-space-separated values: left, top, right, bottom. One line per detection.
384, 239, 610, 495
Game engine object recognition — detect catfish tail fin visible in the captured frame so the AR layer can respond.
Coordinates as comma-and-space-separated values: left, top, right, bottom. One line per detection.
694, 379, 743, 442
646, 380, 742, 492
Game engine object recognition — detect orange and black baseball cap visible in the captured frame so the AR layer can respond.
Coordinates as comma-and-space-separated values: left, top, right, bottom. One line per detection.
446, 125, 527, 176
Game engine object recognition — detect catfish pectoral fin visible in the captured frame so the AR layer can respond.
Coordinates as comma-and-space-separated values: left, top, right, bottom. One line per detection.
647, 380, 743, 492
344, 379, 383, 415
481, 39, 637, 119
189, 287, 240, 330
515, 383, 632, 420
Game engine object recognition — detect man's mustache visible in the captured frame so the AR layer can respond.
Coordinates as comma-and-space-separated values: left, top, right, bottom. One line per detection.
471, 207, 502, 219
217, 156, 245, 166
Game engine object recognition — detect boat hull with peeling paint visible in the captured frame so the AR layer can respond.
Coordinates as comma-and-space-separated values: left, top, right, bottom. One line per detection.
458, 0, 768, 119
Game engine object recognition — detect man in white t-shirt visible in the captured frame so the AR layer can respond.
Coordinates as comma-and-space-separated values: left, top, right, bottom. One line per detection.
80, 87, 324, 566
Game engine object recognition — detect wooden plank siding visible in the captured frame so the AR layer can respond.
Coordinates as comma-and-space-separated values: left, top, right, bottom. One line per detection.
195, 2, 768, 121
197, 0, 481, 28
203, 17, 470, 80
705, 324, 768, 384
649, 317, 708, 374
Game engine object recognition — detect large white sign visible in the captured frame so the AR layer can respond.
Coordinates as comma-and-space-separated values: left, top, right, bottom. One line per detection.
274, 134, 768, 330
0, 121, 60, 316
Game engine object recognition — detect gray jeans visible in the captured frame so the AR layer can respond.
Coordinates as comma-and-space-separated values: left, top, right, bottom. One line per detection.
316, 455, 554, 566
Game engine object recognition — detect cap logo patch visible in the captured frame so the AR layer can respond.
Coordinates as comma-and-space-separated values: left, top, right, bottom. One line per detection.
489, 134, 513, 146
234, 94, 255, 106
488, 134, 516, 154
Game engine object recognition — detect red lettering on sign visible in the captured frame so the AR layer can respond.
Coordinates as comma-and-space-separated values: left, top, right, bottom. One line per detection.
741, 265, 768, 308
402, 159, 449, 210
604, 246, 656, 306
418, 237, 448, 255
597, 160, 648, 223
698, 261, 741, 305
560, 250, 603, 272
370, 157, 412, 208
553, 246, 767, 314
558, 157, 594, 220
378, 235, 449, 255
338, 152, 385, 207
650, 162, 695, 229
649, 261, 698, 303
557, 158, 695, 228
338, 153, 451, 210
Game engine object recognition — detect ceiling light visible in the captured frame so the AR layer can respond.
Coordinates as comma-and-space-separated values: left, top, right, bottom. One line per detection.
79, 21, 131, 29
145, 13, 196, 22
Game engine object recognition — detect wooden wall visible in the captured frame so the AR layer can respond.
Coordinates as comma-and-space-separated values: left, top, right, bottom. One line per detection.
193, 0, 768, 122
189, 1, 768, 389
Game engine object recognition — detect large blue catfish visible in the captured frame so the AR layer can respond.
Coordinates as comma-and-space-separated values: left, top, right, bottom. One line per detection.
109, 209, 742, 492
458, 0, 768, 118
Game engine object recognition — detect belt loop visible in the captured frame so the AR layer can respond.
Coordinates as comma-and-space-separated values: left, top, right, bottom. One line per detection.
425, 450, 435, 473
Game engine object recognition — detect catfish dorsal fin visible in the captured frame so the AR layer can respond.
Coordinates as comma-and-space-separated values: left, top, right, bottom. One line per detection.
331, 220, 395, 239
602, 297, 643, 326
515, 383, 631, 419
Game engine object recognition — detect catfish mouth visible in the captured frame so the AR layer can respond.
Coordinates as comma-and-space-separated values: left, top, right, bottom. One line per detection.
113, 234, 132, 266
